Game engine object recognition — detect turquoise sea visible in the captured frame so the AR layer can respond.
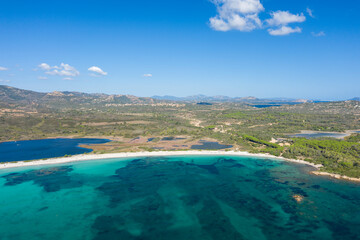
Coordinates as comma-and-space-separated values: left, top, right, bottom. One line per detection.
0, 155, 359, 240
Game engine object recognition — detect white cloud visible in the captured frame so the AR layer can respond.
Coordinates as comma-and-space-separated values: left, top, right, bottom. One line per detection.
268, 26, 302, 36
63, 77, 73, 80
38, 63, 51, 70
209, 0, 264, 32
88, 66, 108, 76
214, 0, 264, 15
0, 66, 8, 71
209, 1, 307, 36
47, 63, 79, 77
266, 11, 306, 26
38, 76, 48, 80
0, 79, 10, 83
266, 11, 305, 36
312, 31, 325, 37
143, 74, 153, 77
38, 63, 80, 77
306, 8, 314, 18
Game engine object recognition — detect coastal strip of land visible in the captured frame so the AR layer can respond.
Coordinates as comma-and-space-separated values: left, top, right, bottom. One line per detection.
310, 171, 360, 182
0, 150, 321, 169
1, 150, 359, 182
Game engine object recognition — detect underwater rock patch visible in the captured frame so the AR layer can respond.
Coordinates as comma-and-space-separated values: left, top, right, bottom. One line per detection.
2, 166, 82, 192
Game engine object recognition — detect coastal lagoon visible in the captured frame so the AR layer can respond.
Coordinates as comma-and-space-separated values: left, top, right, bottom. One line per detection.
191, 140, 233, 150
0, 155, 359, 240
250, 102, 303, 108
290, 132, 349, 139
290, 130, 360, 139
0, 138, 110, 163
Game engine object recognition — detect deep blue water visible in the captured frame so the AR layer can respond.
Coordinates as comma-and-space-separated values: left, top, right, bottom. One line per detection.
251, 102, 303, 108
197, 102, 213, 105
252, 104, 282, 108
0, 138, 110, 162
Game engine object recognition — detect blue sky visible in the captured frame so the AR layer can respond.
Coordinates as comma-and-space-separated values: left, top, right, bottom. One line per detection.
0, 0, 359, 100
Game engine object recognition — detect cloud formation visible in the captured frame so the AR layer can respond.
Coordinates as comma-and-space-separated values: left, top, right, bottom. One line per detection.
266, 11, 305, 36
38, 63, 80, 77
266, 11, 305, 26
268, 26, 302, 36
38, 63, 51, 71
209, 0, 307, 36
312, 31, 325, 37
209, 0, 264, 31
0, 66, 8, 71
88, 66, 108, 76
306, 8, 314, 18
143, 74, 153, 77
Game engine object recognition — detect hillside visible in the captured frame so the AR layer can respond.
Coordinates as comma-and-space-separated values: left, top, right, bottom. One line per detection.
0, 85, 159, 109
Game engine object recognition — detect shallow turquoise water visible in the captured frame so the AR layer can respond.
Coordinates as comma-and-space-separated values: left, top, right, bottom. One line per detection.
0, 156, 359, 240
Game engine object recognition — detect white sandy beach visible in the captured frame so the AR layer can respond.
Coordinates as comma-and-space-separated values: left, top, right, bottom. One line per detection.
311, 171, 360, 182
0, 150, 322, 170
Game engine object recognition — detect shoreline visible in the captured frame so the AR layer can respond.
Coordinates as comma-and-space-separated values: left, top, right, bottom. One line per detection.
1, 150, 359, 182
0, 150, 322, 170
310, 171, 360, 182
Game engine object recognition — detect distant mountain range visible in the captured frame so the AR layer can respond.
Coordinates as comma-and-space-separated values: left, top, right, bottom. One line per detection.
153, 95, 360, 103
0, 85, 158, 108
152, 94, 309, 103
1, 85, 359, 109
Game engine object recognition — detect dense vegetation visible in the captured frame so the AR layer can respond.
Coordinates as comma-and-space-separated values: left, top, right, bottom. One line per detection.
345, 134, 360, 143
282, 138, 360, 177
